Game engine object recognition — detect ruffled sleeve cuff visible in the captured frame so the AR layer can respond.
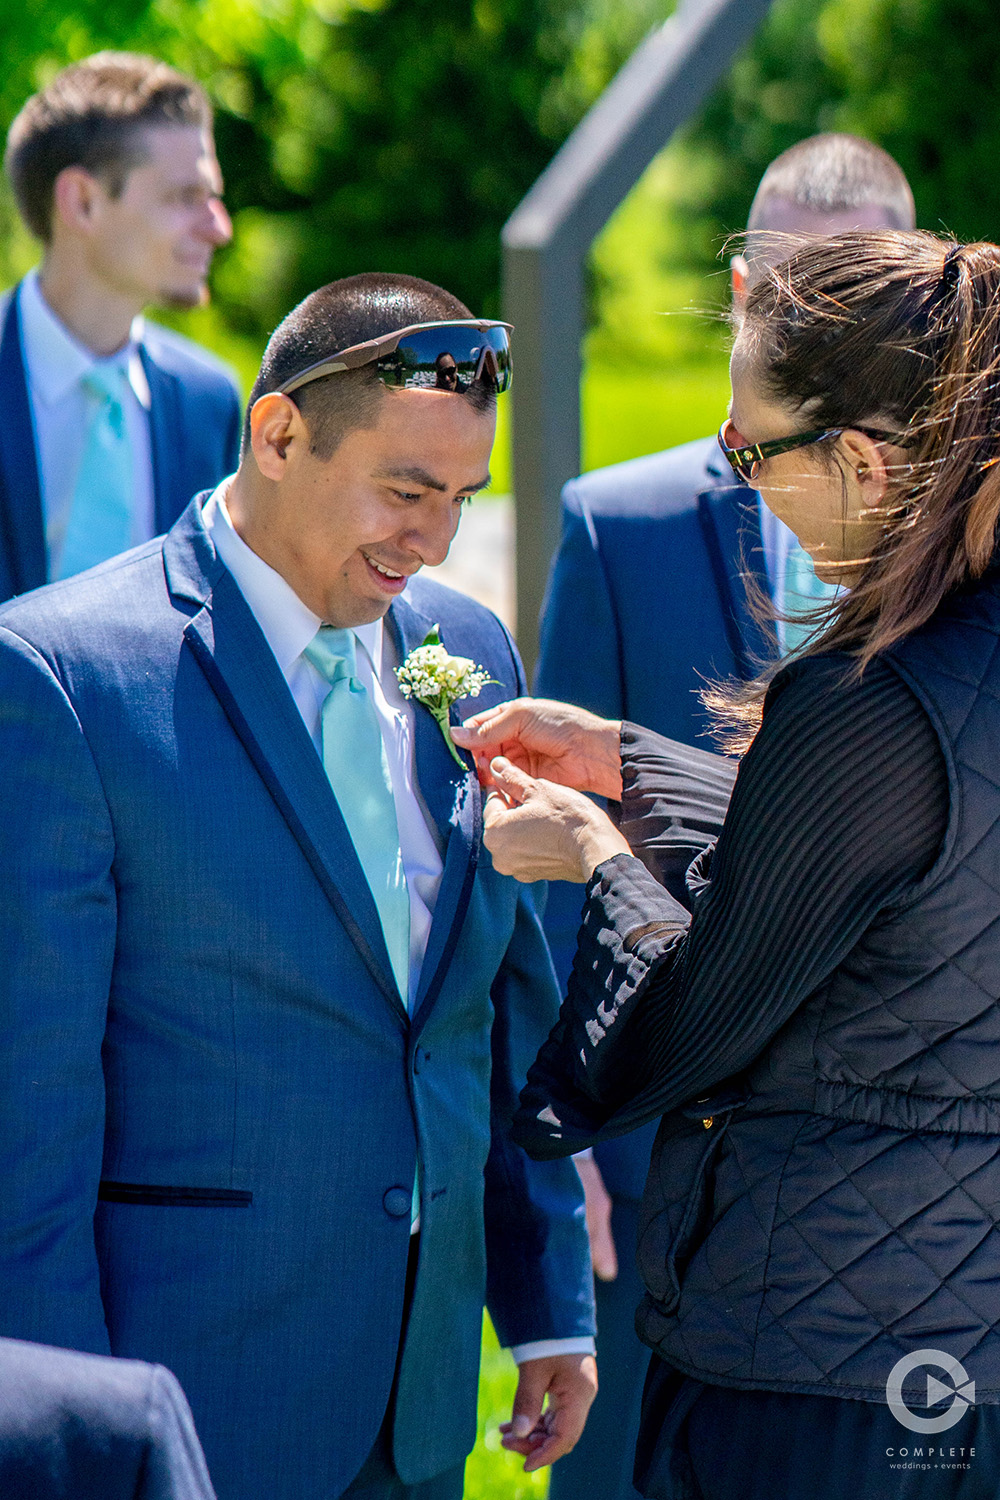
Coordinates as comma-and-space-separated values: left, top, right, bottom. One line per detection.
512, 853, 689, 1158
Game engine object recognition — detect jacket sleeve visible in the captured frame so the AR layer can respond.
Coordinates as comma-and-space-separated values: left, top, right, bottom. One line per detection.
514, 657, 949, 1158
483, 881, 596, 1348
482, 622, 595, 1347
0, 627, 115, 1353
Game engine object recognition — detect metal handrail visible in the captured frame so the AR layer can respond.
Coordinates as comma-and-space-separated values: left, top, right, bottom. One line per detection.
502, 0, 775, 672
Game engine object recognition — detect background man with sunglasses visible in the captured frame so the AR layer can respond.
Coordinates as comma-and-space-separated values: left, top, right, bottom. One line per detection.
536, 132, 917, 1500
0, 272, 596, 1500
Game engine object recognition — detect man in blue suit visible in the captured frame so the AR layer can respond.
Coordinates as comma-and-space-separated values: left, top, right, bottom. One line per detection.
0, 273, 595, 1500
0, 52, 239, 599
0, 1337, 216, 1499
537, 133, 917, 1500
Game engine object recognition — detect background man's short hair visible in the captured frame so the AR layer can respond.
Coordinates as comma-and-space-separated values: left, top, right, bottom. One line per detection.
5, 52, 212, 242
748, 132, 916, 237
245, 272, 494, 462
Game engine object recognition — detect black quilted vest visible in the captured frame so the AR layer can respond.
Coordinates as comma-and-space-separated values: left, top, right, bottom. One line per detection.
637, 574, 1000, 1400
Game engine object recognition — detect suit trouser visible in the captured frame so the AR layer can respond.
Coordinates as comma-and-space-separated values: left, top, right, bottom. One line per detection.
339, 1238, 465, 1500
549, 1197, 646, 1500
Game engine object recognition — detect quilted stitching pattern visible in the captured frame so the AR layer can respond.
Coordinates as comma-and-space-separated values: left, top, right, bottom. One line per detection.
638, 585, 1000, 1399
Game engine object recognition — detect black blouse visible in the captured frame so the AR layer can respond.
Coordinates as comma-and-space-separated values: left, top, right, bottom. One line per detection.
514, 654, 950, 1156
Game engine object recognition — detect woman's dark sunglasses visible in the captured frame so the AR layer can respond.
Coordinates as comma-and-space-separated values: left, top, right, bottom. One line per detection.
718, 418, 903, 485
278, 320, 513, 398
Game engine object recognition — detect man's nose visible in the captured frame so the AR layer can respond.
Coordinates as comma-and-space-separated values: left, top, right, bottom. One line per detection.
408, 504, 462, 569
202, 197, 233, 247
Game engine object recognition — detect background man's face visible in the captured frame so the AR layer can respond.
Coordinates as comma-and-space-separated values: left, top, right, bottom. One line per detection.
88, 124, 232, 308
253, 387, 496, 627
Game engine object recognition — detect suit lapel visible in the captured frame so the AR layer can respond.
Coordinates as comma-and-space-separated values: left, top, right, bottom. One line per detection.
0, 286, 46, 594
165, 508, 406, 1023
389, 594, 481, 1032
696, 463, 776, 678
141, 345, 183, 535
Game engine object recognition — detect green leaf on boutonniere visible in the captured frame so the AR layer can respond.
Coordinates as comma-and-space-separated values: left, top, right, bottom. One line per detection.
395, 624, 497, 767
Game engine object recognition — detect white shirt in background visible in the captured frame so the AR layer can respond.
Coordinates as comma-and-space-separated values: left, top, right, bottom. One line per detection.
16, 269, 155, 570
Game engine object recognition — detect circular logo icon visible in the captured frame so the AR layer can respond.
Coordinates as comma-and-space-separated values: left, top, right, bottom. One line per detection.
886, 1350, 976, 1434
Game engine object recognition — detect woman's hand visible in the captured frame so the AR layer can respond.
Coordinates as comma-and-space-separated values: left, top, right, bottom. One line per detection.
482, 759, 631, 883
452, 698, 622, 799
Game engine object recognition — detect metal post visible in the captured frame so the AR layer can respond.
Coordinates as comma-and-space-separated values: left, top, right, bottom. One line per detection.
503, 0, 775, 674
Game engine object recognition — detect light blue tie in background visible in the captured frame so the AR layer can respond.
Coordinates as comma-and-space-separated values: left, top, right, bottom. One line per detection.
56, 364, 135, 581
305, 626, 411, 1004
782, 540, 840, 653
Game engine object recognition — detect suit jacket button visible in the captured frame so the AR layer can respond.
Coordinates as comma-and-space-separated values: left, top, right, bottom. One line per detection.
383, 1187, 412, 1219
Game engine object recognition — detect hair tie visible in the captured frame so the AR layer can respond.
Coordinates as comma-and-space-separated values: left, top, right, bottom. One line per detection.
942, 245, 964, 290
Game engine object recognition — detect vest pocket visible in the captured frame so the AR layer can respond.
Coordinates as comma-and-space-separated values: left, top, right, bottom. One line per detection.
636, 1087, 747, 1316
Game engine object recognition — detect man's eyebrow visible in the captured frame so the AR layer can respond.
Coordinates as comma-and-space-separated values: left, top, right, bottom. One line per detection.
373, 466, 492, 494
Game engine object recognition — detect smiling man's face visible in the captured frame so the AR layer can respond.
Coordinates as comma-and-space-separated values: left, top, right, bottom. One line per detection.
236, 385, 495, 625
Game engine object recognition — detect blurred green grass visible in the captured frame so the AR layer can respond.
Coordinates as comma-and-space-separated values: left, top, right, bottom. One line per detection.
466, 1317, 551, 1500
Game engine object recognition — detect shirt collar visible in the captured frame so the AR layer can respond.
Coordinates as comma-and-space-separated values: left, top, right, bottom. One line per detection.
203, 483, 384, 676
18, 268, 148, 408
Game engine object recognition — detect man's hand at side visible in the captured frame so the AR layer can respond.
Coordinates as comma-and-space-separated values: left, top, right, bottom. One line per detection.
575, 1151, 619, 1282
499, 1353, 598, 1471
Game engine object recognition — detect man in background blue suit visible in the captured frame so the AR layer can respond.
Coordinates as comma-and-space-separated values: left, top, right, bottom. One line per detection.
537, 133, 917, 1500
0, 52, 238, 599
0, 273, 595, 1500
0, 1337, 216, 1499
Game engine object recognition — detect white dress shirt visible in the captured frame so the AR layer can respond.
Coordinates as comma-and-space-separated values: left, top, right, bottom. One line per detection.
17, 269, 155, 570
204, 486, 594, 1365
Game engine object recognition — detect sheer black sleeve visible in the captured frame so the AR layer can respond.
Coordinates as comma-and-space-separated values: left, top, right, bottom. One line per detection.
514, 655, 949, 1157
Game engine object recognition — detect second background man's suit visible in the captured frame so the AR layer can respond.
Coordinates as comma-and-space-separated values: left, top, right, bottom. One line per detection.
536, 434, 775, 1500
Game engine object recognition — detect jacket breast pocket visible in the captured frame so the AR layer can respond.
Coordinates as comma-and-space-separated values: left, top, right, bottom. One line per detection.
98, 1181, 252, 1207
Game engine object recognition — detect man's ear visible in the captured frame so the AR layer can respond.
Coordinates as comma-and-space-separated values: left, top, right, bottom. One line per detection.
248, 393, 309, 482
731, 254, 749, 313
51, 166, 104, 236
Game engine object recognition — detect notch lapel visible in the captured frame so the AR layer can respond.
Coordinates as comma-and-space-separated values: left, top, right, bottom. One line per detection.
0, 287, 46, 595
165, 509, 406, 1023
696, 466, 776, 679
389, 594, 481, 1032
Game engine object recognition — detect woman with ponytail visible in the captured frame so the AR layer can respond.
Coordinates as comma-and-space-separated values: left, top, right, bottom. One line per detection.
453, 232, 1000, 1498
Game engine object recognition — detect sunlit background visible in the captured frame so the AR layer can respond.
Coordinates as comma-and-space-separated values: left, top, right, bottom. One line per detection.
1, 0, 993, 1489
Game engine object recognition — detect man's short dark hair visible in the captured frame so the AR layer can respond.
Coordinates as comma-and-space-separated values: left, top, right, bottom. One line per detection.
748, 132, 915, 238
245, 273, 494, 462
5, 52, 212, 243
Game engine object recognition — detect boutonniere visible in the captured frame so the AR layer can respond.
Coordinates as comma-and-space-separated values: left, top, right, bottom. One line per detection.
395, 625, 497, 767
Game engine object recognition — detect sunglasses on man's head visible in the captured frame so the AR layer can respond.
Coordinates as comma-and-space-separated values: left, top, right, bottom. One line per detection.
278, 320, 513, 398
718, 418, 904, 486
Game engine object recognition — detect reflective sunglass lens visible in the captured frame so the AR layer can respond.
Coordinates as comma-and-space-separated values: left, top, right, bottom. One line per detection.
378, 328, 511, 393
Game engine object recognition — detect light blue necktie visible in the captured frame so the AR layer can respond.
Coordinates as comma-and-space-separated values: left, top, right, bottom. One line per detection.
782, 541, 840, 653
305, 627, 411, 1004
56, 364, 135, 581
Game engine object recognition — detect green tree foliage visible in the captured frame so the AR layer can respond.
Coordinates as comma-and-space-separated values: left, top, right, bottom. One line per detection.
0, 0, 663, 353
687, 0, 1000, 258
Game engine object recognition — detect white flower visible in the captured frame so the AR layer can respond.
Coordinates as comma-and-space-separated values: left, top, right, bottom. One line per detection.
395, 627, 496, 766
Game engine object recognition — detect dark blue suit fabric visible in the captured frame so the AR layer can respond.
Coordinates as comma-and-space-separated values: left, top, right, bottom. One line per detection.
0, 499, 594, 1500
0, 1336, 215, 1499
535, 436, 771, 1500
0, 284, 242, 601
